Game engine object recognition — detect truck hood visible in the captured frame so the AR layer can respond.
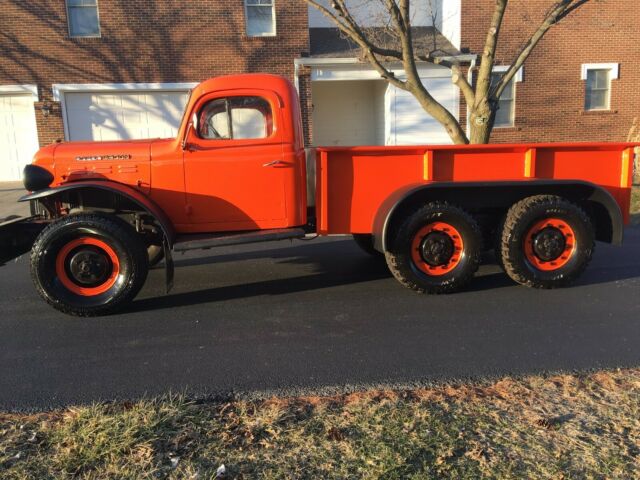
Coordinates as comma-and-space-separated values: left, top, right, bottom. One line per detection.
40, 138, 175, 190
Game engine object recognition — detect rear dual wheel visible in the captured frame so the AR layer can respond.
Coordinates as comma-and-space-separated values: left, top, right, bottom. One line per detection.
30, 213, 149, 316
386, 202, 482, 293
498, 195, 594, 288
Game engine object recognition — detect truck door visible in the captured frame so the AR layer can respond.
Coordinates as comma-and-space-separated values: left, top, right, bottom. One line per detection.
183, 91, 288, 231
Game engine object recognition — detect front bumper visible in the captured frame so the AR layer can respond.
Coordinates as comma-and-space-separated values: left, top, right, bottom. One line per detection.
0, 216, 49, 265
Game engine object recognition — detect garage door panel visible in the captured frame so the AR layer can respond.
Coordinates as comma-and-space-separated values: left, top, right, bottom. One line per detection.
64, 91, 189, 142
391, 77, 457, 145
0, 94, 39, 181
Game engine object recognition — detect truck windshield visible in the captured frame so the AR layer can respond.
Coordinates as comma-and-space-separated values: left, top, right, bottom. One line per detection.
178, 89, 193, 137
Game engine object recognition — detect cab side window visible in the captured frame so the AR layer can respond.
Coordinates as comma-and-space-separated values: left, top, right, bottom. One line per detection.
198, 96, 273, 140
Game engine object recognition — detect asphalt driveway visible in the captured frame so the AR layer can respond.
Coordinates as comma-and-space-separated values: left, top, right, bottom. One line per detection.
1, 227, 639, 411
0, 182, 29, 221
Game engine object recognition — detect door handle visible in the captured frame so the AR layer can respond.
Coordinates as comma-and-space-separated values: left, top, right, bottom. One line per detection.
262, 160, 282, 167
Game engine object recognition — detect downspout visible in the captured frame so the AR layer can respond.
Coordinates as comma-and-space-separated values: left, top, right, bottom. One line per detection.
294, 58, 301, 93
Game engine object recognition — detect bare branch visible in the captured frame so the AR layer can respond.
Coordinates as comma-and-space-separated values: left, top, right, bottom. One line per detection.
475, 0, 508, 107
383, 0, 407, 33
556, 0, 591, 21
304, 0, 403, 59
451, 64, 476, 107
493, 0, 592, 99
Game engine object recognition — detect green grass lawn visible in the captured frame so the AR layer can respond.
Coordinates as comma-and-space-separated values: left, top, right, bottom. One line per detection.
2, 369, 639, 479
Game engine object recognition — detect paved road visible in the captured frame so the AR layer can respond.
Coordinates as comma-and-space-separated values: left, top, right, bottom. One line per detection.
1, 230, 640, 411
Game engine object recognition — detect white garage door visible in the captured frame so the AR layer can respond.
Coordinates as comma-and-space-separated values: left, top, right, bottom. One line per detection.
312, 80, 384, 146
390, 76, 458, 145
0, 93, 40, 181
64, 90, 190, 141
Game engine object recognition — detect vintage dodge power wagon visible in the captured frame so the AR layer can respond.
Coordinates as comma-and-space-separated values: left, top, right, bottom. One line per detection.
1, 74, 636, 316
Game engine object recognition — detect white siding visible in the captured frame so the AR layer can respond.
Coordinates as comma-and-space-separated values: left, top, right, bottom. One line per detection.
440, 0, 461, 49
373, 81, 389, 145
309, 0, 435, 28
309, 1, 461, 54
0, 94, 39, 181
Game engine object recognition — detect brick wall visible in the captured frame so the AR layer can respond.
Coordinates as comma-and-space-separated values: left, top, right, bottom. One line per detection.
0, 0, 310, 145
297, 69, 314, 147
460, 0, 640, 144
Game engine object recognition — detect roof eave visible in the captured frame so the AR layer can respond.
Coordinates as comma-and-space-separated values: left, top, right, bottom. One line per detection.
294, 53, 478, 67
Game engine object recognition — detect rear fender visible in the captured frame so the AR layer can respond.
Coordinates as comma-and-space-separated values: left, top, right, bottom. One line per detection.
372, 180, 624, 252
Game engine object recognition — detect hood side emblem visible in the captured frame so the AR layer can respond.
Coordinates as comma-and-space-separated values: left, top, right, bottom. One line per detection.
76, 154, 132, 161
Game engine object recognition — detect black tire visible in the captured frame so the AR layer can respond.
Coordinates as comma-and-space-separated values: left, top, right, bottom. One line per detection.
352, 234, 383, 257
385, 202, 482, 294
147, 244, 165, 267
499, 195, 594, 289
30, 213, 149, 316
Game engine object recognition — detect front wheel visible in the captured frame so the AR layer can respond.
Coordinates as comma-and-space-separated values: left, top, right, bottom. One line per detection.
385, 202, 482, 294
30, 213, 149, 316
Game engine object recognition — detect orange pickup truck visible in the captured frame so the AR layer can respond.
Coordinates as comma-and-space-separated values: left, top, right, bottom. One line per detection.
1, 74, 636, 316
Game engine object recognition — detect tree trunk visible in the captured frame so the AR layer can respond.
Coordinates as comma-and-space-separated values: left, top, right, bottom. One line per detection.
468, 104, 495, 144
469, 120, 493, 144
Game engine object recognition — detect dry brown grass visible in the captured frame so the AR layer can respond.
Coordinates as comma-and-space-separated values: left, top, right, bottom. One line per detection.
2, 369, 639, 479
631, 184, 640, 224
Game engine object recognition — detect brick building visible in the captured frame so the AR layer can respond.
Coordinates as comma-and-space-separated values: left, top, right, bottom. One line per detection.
0, 1, 638, 181
460, 0, 640, 144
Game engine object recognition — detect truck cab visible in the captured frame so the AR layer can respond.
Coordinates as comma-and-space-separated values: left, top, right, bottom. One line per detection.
28, 74, 308, 233
158, 74, 307, 232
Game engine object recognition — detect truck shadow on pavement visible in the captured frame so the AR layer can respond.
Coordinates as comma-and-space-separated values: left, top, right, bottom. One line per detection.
131, 240, 394, 313
130, 229, 640, 313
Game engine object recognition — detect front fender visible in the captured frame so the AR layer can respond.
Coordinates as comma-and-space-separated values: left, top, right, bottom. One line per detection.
19, 181, 176, 245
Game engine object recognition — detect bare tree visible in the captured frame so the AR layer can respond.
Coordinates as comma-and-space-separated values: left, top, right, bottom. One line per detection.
304, 0, 592, 144
628, 118, 640, 182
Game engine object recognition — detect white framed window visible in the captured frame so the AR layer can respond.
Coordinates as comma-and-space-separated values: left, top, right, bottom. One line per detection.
66, 0, 101, 38
490, 66, 522, 128
581, 63, 619, 111
245, 0, 276, 37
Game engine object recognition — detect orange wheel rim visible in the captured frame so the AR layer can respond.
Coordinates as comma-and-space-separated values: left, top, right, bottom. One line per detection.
411, 221, 464, 276
55, 237, 120, 296
523, 217, 576, 271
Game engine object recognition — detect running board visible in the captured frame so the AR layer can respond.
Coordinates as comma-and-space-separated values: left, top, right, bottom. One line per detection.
173, 228, 307, 252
